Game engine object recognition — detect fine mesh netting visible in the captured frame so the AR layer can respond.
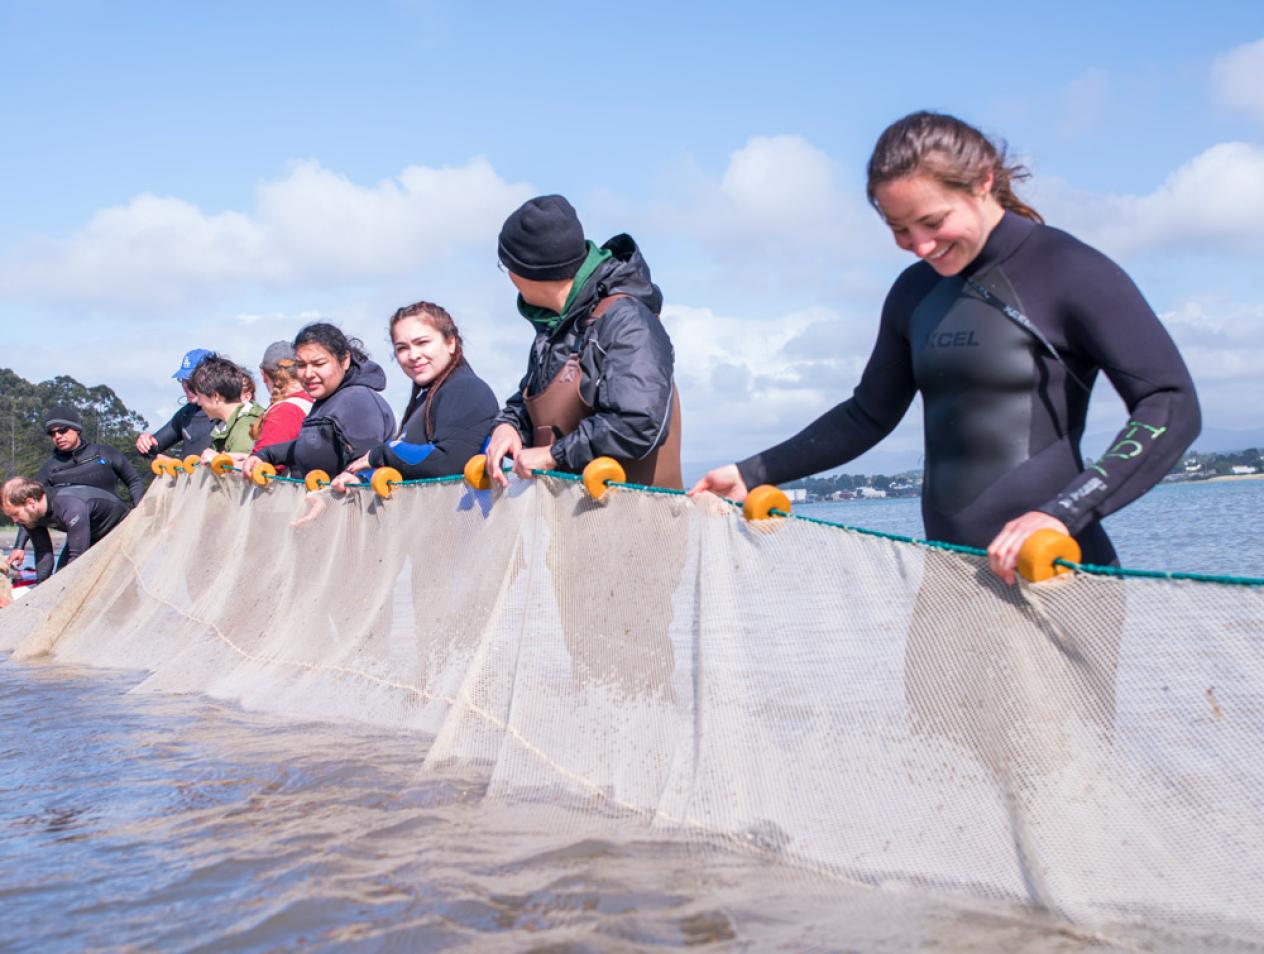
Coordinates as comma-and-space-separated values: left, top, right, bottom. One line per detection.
2, 471, 1262, 941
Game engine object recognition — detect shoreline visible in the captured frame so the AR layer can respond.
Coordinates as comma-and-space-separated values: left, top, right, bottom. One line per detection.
1200, 473, 1264, 482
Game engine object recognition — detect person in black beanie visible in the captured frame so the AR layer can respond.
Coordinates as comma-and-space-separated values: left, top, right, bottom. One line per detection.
483, 194, 682, 490
5, 403, 146, 569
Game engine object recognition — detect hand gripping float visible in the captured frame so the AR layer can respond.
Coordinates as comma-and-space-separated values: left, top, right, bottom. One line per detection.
209, 454, 236, 476
582, 457, 625, 500
743, 485, 791, 521
1017, 529, 1082, 583
251, 462, 277, 487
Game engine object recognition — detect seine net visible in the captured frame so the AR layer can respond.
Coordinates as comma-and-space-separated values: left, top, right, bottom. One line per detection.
2, 471, 1261, 942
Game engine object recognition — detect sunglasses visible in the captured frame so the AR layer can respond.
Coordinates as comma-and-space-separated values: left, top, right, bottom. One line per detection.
47, 426, 74, 437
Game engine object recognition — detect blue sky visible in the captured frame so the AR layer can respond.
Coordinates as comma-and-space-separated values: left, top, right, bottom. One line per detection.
2, 2, 1263, 474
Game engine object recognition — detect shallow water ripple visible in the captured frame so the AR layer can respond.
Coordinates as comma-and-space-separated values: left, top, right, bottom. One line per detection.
1, 658, 1256, 952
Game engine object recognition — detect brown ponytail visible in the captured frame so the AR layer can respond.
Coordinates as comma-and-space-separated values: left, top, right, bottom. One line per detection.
866, 111, 1043, 223
388, 301, 465, 441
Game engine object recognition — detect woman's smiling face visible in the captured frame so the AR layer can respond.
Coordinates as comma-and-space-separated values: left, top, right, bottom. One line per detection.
392, 315, 456, 388
873, 172, 1002, 277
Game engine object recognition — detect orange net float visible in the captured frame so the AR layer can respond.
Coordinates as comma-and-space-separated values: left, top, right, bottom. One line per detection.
183, 454, 201, 472
463, 454, 493, 491
209, 454, 236, 476
743, 485, 791, 521
582, 457, 626, 500
170, 460, 190, 475
1017, 529, 1082, 583
150, 459, 166, 477
304, 469, 331, 492
371, 466, 402, 499
251, 461, 277, 487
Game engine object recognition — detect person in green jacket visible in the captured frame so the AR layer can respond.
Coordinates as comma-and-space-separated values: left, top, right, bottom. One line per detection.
190, 355, 264, 457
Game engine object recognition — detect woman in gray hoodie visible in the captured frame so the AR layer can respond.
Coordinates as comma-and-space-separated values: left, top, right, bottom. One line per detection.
242, 323, 395, 480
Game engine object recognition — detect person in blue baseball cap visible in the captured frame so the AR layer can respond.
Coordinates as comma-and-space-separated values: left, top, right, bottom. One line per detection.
135, 349, 217, 459
172, 348, 214, 382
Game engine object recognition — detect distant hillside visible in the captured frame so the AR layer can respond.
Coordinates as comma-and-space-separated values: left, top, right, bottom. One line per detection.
0, 368, 152, 516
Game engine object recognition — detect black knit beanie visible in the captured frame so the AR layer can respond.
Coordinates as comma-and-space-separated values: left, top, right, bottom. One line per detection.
44, 404, 83, 434
497, 195, 587, 281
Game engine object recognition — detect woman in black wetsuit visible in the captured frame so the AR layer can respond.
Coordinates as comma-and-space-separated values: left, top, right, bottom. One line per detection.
691, 111, 1200, 582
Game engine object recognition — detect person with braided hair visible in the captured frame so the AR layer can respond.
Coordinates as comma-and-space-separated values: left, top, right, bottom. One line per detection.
330, 302, 497, 489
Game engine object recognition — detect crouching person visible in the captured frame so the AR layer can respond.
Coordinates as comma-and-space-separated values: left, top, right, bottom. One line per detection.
1, 478, 129, 584
484, 195, 682, 489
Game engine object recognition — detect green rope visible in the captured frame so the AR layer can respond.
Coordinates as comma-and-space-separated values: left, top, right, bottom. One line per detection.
607, 479, 689, 497
397, 474, 466, 486
769, 508, 988, 556
1052, 558, 1264, 587
764, 506, 1262, 586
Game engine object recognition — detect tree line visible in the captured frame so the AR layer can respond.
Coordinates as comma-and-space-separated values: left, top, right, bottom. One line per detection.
0, 367, 153, 517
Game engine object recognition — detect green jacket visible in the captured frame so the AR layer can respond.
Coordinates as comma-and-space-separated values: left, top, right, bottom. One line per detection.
211, 403, 264, 454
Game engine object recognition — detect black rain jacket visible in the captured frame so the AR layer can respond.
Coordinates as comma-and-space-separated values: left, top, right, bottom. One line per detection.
493, 234, 676, 473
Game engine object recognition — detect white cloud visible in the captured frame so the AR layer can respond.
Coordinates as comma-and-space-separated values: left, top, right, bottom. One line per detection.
1210, 37, 1264, 123
1030, 142, 1264, 257
654, 135, 892, 266
1058, 68, 1109, 138
1161, 296, 1264, 384
663, 302, 922, 469
0, 157, 533, 310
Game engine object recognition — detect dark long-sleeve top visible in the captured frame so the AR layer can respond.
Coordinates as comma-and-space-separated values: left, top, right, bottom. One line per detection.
12, 440, 144, 552
256, 359, 396, 477
151, 403, 215, 457
26, 486, 130, 582
737, 212, 1200, 565
365, 360, 498, 478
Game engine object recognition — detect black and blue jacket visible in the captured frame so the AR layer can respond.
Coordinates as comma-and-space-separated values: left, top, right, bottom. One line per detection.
366, 361, 498, 478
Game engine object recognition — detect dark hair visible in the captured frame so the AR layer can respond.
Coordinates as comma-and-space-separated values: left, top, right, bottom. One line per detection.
293, 322, 370, 365
189, 354, 251, 403
866, 111, 1043, 223
389, 301, 464, 440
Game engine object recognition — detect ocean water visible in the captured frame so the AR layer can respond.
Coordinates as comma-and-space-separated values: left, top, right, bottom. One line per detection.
803, 478, 1264, 580
2, 660, 1252, 953
1, 480, 1261, 952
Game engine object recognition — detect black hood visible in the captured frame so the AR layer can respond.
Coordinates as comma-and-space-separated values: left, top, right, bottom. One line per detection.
336, 357, 388, 394
559, 234, 663, 329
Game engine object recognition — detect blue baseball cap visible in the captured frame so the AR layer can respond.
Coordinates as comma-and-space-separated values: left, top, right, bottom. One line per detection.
173, 348, 214, 381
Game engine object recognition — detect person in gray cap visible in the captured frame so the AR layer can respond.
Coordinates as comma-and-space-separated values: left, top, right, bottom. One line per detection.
245, 340, 313, 455
483, 194, 682, 489
135, 348, 216, 459
6, 403, 145, 569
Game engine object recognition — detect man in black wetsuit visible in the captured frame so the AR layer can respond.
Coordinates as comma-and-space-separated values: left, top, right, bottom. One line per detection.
1, 478, 129, 584
7, 404, 145, 569
135, 348, 216, 460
